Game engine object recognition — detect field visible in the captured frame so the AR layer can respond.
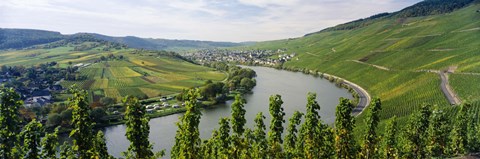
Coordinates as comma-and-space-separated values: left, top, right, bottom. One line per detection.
0, 42, 226, 102
242, 3, 480, 129
60, 57, 225, 101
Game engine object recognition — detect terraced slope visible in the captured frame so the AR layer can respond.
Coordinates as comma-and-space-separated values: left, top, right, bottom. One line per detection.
245, 3, 480, 121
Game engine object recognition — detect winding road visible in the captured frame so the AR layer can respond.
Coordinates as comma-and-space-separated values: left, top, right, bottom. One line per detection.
322, 73, 371, 116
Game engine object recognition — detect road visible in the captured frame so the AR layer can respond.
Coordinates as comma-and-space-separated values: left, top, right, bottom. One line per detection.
439, 72, 462, 105
323, 73, 371, 116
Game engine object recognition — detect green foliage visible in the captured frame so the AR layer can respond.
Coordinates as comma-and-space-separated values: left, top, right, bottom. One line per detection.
267, 94, 285, 158
217, 117, 231, 157
0, 87, 22, 159
68, 87, 95, 158
335, 98, 356, 159
448, 103, 470, 155
122, 96, 156, 159
230, 94, 247, 158
59, 142, 74, 159
171, 89, 202, 159
252, 112, 267, 159
20, 119, 43, 159
0, 29, 64, 49
94, 131, 114, 159
40, 127, 59, 159
360, 98, 382, 159
299, 93, 328, 159
381, 116, 398, 159
399, 104, 431, 158
426, 106, 450, 158
396, 0, 476, 17
284, 111, 303, 158
231, 95, 247, 135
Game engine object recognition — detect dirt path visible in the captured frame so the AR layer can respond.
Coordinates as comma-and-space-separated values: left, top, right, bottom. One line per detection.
305, 52, 320, 57
439, 71, 462, 105
351, 60, 391, 71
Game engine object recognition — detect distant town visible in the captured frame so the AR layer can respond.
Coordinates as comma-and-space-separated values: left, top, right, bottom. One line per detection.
184, 48, 297, 66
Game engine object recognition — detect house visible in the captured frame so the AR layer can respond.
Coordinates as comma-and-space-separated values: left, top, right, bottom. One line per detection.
24, 89, 52, 107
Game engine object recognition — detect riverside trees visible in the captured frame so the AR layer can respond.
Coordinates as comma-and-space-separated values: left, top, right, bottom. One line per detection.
3, 86, 480, 158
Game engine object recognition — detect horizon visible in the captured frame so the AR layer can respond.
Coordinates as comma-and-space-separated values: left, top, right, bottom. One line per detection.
0, 0, 422, 42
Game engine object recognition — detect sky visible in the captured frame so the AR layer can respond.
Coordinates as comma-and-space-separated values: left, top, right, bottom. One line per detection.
0, 0, 423, 42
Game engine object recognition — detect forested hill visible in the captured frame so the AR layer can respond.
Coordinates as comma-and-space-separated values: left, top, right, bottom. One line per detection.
88, 33, 245, 51
0, 29, 246, 51
307, 0, 478, 35
0, 29, 64, 50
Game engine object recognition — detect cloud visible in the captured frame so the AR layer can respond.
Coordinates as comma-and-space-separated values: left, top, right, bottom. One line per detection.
0, 0, 422, 42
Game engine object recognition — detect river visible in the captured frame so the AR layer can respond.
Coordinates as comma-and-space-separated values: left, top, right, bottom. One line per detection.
99, 66, 353, 158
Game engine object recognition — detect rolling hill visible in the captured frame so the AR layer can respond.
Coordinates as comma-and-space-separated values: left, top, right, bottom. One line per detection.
244, 0, 480, 123
0, 29, 246, 51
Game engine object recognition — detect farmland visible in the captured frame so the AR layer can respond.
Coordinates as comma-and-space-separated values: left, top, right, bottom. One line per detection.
62, 57, 225, 101
0, 41, 226, 102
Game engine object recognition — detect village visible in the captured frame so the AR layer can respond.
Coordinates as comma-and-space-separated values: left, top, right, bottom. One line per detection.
0, 63, 68, 108
184, 48, 297, 66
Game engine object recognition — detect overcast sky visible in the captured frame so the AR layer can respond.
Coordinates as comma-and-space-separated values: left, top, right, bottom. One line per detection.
0, 0, 422, 42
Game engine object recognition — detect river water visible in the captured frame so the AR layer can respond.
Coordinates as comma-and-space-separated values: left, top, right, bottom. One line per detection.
98, 66, 352, 158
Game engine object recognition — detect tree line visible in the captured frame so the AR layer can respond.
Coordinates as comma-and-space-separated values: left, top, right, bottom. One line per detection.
1, 86, 480, 158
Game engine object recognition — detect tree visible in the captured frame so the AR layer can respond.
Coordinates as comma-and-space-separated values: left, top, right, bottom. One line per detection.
231, 95, 247, 135
230, 94, 247, 158
94, 131, 113, 159
59, 142, 74, 159
20, 119, 43, 159
171, 89, 202, 159
268, 94, 285, 158
122, 96, 157, 159
335, 98, 356, 159
252, 112, 267, 159
217, 117, 231, 157
360, 98, 382, 159
426, 106, 449, 158
41, 127, 59, 159
382, 116, 398, 159
100, 97, 115, 107
284, 111, 303, 158
0, 87, 22, 159
68, 87, 95, 158
240, 78, 256, 91
90, 107, 107, 124
300, 93, 324, 159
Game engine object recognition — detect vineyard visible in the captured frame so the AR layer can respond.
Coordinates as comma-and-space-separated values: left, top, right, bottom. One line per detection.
60, 55, 225, 102
244, 3, 480, 131
450, 74, 480, 103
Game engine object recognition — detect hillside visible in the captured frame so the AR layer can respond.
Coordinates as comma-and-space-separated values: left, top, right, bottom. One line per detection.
245, 1, 480, 122
89, 33, 246, 52
0, 37, 226, 102
0, 29, 246, 51
0, 28, 64, 49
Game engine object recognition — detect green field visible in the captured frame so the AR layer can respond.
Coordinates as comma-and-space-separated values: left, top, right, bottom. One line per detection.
0, 42, 226, 102
242, 3, 480, 125
67, 58, 225, 101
